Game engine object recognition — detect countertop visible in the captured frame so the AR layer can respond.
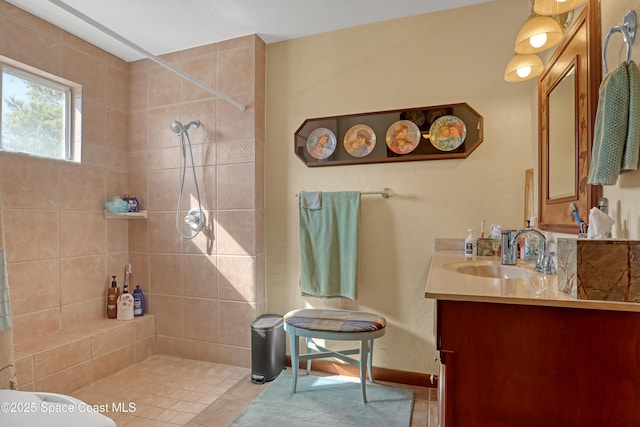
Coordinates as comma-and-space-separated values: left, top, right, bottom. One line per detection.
425, 248, 640, 313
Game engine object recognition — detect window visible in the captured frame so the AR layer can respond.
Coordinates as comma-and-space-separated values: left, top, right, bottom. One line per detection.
0, 56, 81, 162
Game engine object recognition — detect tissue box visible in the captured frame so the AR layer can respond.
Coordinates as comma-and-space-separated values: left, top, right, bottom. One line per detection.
557, 238, 640, 302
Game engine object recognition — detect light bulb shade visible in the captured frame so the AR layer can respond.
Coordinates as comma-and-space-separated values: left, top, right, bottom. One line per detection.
515, 15, 564, 54
504, 53, 544, 82
533, 0, 588, 16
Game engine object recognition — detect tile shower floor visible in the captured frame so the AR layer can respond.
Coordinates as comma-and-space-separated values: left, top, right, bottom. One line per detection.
70, 355, 438, 426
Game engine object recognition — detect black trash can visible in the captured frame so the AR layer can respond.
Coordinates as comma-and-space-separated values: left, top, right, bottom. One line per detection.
251, 314, 286, 384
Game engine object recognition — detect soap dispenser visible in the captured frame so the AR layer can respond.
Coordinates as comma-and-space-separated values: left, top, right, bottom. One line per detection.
133, 285, 145, 317
117, 283, 134, 321
465, 229, 475, 258
107, 276, 120, 319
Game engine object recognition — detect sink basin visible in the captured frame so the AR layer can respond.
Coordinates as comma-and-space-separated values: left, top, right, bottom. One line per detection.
447, 262, 534, 279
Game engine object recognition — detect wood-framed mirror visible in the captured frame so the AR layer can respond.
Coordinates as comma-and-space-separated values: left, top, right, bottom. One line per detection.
538, 0, 602, 233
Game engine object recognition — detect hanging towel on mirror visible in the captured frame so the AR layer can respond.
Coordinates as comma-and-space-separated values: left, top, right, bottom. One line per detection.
299, 191, 360, 300
588, 61, 640, 185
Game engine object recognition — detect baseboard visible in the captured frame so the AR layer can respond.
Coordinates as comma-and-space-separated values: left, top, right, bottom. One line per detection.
286, 356, 438, 388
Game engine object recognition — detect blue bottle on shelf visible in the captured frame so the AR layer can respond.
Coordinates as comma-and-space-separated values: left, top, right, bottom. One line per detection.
133, 285, 145, 317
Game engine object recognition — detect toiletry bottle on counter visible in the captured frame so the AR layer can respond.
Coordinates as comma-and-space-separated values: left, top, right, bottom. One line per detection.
117, 283, 134, 320
133, 285, 145, 317
107, 276, 120, 319
524, 234, 539, 263
490, 225, 502, 256
465, 229, 475, 258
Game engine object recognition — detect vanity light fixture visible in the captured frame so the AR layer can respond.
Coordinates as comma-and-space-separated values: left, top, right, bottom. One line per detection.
534, 0, 588, 16
515, 14, 564, 54
504, 53, 544, 82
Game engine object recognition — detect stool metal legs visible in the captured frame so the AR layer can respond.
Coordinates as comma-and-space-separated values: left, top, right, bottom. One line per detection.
359, 339, 369, 403
289, 332, 300, 394
289, 333, 376, 403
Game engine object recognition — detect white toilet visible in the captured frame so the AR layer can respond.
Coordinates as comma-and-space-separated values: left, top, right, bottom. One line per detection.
0, 389, 116, 427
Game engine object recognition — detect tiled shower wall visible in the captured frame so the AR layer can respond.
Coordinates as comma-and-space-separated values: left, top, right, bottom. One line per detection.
0, 2, 131, 342
0, 1, 265, 368
126, 36, 266, 367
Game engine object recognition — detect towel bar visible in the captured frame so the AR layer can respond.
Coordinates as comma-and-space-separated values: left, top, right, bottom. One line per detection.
603, 10, 637, 74
295, 188, 392, 198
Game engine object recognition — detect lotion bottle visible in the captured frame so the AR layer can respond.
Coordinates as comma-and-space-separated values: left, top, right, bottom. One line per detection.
117, 283, 134, 320
107, 276, 120, 319
465, 229, 475, 258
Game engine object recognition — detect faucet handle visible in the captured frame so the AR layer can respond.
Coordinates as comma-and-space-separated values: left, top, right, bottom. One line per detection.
535, 251, 556, 275
543, 251, 556, 275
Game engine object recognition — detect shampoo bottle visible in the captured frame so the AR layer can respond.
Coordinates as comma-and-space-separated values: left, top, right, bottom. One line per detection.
117, 283, 134, 321
107, 276, 120, 319
133, 285, 145, 317
465, 229, 475, 258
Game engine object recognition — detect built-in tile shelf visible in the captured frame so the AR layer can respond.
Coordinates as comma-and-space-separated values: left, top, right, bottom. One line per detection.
103, 210, 148, 219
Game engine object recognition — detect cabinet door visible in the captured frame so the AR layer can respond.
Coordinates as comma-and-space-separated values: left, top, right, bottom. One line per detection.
437, 299, 640, 426
437, 350, 453, 427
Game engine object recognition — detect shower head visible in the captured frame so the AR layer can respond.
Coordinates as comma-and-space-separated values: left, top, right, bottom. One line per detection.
170, 120, 184, 134
170, 119, 201, 134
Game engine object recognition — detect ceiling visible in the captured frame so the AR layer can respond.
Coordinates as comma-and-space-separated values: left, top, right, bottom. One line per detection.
7, 0, 494, 62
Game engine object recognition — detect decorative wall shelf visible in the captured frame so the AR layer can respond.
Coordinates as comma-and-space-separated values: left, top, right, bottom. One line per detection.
103, 210, 148, 219
294, 103, 483, 167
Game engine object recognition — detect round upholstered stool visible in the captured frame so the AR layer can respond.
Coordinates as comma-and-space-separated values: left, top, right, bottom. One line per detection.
283, 308, 386, 403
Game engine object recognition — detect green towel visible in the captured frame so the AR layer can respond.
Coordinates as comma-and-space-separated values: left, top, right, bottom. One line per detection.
299, 191, 360, 300
299, 191, 321, 209
622, 62, 640, 171
588, 61, 640, 185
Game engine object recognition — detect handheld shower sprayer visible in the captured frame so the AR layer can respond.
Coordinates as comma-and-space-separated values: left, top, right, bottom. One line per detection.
169, 119, 200, 135
170, 118, 206, 240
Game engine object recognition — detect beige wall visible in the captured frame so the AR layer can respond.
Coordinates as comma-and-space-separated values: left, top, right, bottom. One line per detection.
265, 0, 537, 374
599, 0, 640, 239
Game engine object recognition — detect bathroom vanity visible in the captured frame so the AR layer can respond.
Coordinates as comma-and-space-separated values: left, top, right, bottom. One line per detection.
426, 243, 640, 427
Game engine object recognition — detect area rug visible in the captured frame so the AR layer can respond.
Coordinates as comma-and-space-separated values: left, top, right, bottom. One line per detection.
228, 371, 414, 427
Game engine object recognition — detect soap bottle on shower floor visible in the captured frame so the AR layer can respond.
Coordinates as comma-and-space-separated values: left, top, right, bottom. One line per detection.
107, 276, 120, 319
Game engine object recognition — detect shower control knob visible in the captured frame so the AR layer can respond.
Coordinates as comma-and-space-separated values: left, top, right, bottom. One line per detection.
184, 208, 205, 233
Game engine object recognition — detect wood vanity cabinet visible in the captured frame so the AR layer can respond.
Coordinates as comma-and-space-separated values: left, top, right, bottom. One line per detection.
435, 299, 640, 427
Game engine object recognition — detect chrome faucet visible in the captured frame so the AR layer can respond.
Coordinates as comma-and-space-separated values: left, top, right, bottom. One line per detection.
501, 228, 555, 274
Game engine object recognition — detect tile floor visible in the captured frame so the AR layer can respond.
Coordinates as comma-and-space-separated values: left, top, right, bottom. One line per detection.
70, 355, 438, 426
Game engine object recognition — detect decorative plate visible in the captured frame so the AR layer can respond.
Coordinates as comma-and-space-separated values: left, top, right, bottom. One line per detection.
307, 128, 337, 160
428, 115, 466, 151
385, 120, 421, 154
344, 124, 376, 158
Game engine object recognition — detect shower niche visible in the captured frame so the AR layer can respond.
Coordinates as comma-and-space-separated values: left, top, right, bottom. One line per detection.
294, 103, 483, 167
